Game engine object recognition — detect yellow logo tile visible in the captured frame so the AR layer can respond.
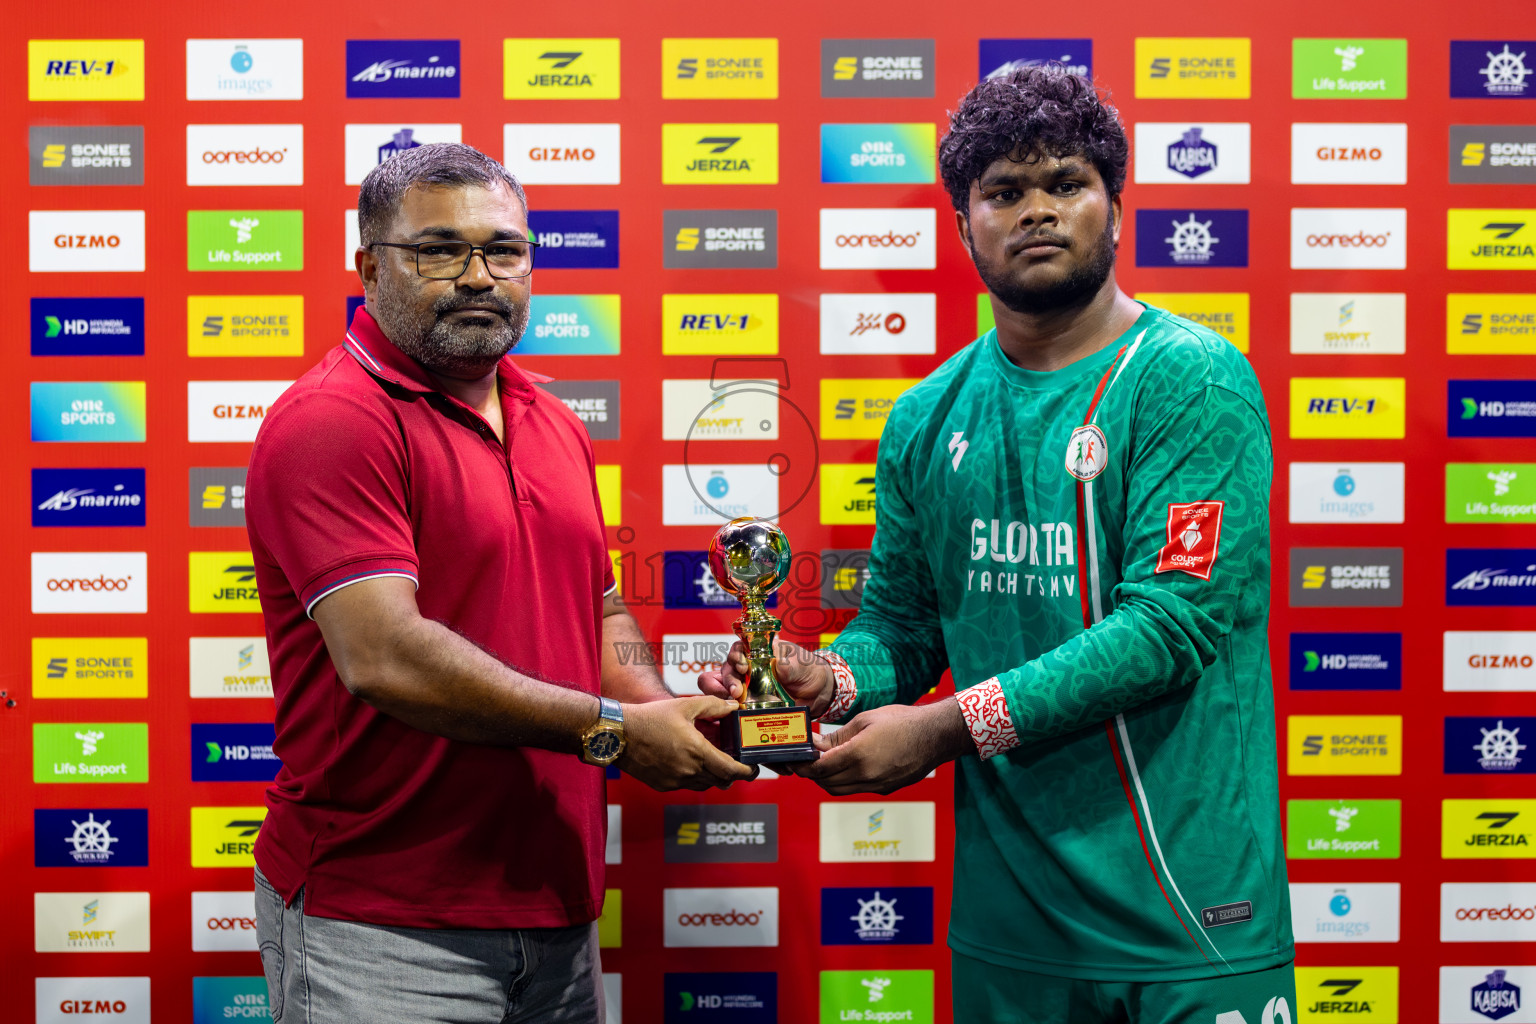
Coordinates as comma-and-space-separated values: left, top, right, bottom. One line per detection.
1294, 967, 1397, 1022
1449, 210, 1536, 270
191, 806, 267, 867
1288, 715, 1402, 776
661, 124, 778, 184
819, 379, 919, 440
1443, 799, 1536, 858
662, 294, 779, 354
1447, 293, 1536, 354
1289, 378, 1406, 439
1134, 38, 1251, 98
820, 463, 878, 525
503, 39, 620, 99
32, 637, 147, 699
189, 552, 261, 614
29, 40, 145, 101
596, 466, 621, 525
597, 888, 621, 947
187, 296, 304, 357
1136, 293, 1249, 353
662, 38, 777, 99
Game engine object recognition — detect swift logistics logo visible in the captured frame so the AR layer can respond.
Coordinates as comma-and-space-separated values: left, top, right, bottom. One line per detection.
1133, 123, 1252, 184
1290, 293, 1406, 354
1444, 801, 1536, 859
186, 38, 304, 100
35, 808, 149, 866
1288, 716, 1403, 775
29, 40, 145, 101
1447, 463, 1536, 523
820, 970, 935, 1024
1286, 799, 1401, 859
1450, 126, 1536, 185
1290, 882, 1401, 942
1450, 381, 1536, 438
660, 379, 777, 441
1287, 462, 1405, 523
189, 637, 272, 698
821, 886, 934, 945
1135, 38, 1250, 98
343, 123, 461, 184
1134, 209, 1248, 267
1293, 38, 1408, 98
1291, 123, 1408, 184
820, 464, 878, 525
33, 723, 150, 783
190, 806, 266, 866
185, 124, 303, 186
32, 637, 148, 699
662, 38, 777, 99
516, 295, 623, 355
818, 802, 936, 862
1295, 967, 1399, 1021
822, 39, 933, 97
187, 380, 293, 442
821, 293, 937, 353
187, 210, 303, 271
29, 210, 146, 273
819, 209, 936, 269
33, 468, 146, 527
1134, 293, 1249, 352
1445, 632, 1536, 693
541, 380, 621, 441
663, 972, 775, 1023
191, 723, 280, 781
662, 294, 778, 355
29, 126, 143, 186
663, 804, 778, 862
819, 124, 936, 184
33, 892, 151, 952
1438, 967, 1529, 1023
1289, 633, 1402, 690
528, 210, 619, 269
188, 552, 261, 613
503, 39, 620, 99
31, 552, 148, 615
1290, 208, 1407, 269
30, 382, 147, 443
346, 40, 459, 98
1289, 378, 1406, 439
663, 887, 779, 947
30, 297, 144, 356
665, 210, 777, 269
819, 379, 918, 440
187, 295, 303, 356
1449, 211, 1536, 270
503, 123, 621, 185
979, 38, 1091, 80
1451, 41, 1535, 98
662, 124, 779, 184
1289, 548, 1403, 607
1445, 718, 1536, 775
1447, 294, 1536, 354
1449, 550, 1536, 607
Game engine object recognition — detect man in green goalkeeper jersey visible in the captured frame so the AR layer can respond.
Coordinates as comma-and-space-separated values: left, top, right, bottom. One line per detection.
702, 65, 1295, 1024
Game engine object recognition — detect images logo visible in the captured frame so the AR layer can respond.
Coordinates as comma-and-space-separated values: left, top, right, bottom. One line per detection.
820, 123, 936, 184
819, 209, 936, 270
1289, 632, 1402, 690
1290, 293, 1406, 355
1135, 38, 1251, 98
503, 123, 621, 185
818, 802, 936, 862
1134, 209, 1248, 267
1447, 294, 1536, 354
33, 468, 146, 528
528, 210, 619, 269
1133, 123, 1251, 184
664, 805, 778, 863
1452, 41, 1535, 98
190, 806, 266, 866
32, 637, 148, 699
33, 722, 150, 783
661, 465, 779, 526
346, 40, 459, 98
343, 123, 461, 184
1286, 799, 1401, 859
664, 210, 777, 270
541, 380, 621, 441
1288, 716, 1403, 775
29, 126, 143, 186
1133, 293, 1249, 352
821, 886, 935, 945
186, 38, 304, 100
503, 38, 620, 99
1445, 632, 1536, 693
1293, 38, 1408, 98
1289, 378, 1405, 439
1289, 547, 1402, 607
1447, 463, 1536, 523
187, 380, 293, 442
820, 970, 935, 1024
187, 209, 303, 271
518, 295, 622, 355
29, 210, 146, 273
1291, 123, 1408, 184
662, 972, 776, 1024
29, 40, 145, 101
1449, 210, 1536, 270
31, 552, 148, 615
1451, 381, 1536, 438
663, 888, 779, 947
1290, 208, 1407, 269
188, 552, 261, 613
31, 297, 144, 357
662, 124, 779, 184
662, 38, 777, 99
35, 808, 149, 867
31, 382, 147, 443
821, 293, 937, 354
821, 464, 878, 525
192, 723, 280, 782
819, 379, 917, 440
822, 39, 933, 97
189, 637, 273, 698
1290, 882, 1401, 942
662, 294, 778, 355
1287, 462, 1405, 523
187, 295, 303, 357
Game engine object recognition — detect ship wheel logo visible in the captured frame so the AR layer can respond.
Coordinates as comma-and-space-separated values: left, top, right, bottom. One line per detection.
1164, 214, 1218, 264
1481, 44, 1532, 95
65, 812, 118, 864
852, 891, 904, 940
1475, 719, 1527, 771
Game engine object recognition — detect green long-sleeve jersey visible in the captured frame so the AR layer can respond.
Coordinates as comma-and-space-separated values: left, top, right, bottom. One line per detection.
828, 303, 1293, 981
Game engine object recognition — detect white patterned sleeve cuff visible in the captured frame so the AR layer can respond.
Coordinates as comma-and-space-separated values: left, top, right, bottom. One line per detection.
815, 650, 859, 722
956, 678, 1020, 759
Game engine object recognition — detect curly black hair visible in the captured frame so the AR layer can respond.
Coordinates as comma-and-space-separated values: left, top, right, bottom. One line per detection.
938, 64, 1128, 214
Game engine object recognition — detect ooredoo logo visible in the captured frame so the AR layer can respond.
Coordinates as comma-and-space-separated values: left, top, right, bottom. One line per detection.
192, 891, 258, 951
663, 888, 779, 947
32, 553, 147, 614
186, 125, 303, 186
1443, 884, 1536, 941
820, 208, 936, 269
1290, 208, 1407, 269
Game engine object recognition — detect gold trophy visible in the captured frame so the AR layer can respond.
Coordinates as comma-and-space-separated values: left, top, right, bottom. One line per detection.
708, 517, 816, 765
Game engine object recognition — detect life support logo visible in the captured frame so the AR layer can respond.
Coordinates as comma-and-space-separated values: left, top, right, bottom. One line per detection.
1064, 424, 1109, 481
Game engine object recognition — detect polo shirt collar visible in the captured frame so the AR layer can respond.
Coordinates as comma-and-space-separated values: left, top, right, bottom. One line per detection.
343, 305, 552, 400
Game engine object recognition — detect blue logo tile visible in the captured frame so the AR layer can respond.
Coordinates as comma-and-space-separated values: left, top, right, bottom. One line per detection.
32, 468, 146, 527
1445, 716, 1536, 773
1450, 380, 1536, 438
1448, 549, 1536, 606
663, 973, 776, 1023
191, 723, 281, 782
529, 210, 620, 269
31, 297, 145, 356
1451, 41, 1536, 98
35, 808, 149, 866
1289, 633, 1402, 690
821, 886, 934, 945
664, 551, 776, 609
1135, 209, 1249, 267
346, 40, 461, 98
978, 39, 1092, 80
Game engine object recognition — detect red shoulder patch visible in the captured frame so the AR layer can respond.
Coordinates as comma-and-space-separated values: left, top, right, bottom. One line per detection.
1155, 501, 1224, 580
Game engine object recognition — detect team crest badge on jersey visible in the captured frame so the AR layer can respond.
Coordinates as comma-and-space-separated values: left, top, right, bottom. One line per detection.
1156, 500, 1225, 579
1064, 424, 1109, 481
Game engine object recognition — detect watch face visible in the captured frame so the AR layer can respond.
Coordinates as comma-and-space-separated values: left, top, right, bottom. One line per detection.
588, 729, 623, 763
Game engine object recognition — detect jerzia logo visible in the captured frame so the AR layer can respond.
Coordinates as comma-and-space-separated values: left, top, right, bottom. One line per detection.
503, 39, 619, 98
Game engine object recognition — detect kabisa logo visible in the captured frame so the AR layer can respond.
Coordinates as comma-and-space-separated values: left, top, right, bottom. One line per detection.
1446, 718, 1536, 774
193, 976, 271, 1024
822, 39, 933, 98
33, 468, 146, 528
1290, 548, 1403, 608
821, 886, 935, 945
1452, 42, 1535, 98
35, 808, 149, 867
1449, 212, 1536, 269
1292, 38, 1408, 98
663, 973, 776, 1024
662, 294, 778, 355
1286, 799, 1402, 859
663, 551, 776, 610
191, 723, 280, 782
29, 39, 145, 101
32, 637, 148, 700
663, 804, 778, 863
503, 123, 621, 185
1133, 124, 1252, 185
662, 888, 779, 947
1448, 293, 1536, 354
820, 123, 937, 185
662, 38, 777, 99
29, 126, 143, 186
1448, 550, 1536, 607
1290, 882, 1401, 942
1451, 381, 1536, 438
1289, 632, 1402, 691
29, 210, 146, 273
1135, 37, 1251, 98
662, 124, 779, 184
1168, 127, 1218, 177
186, 39, 304, 100
189, 637, 273, 698
540, 380, 621, 441
31, 297, 144, 357
515, 295, 623, 355
1467, 971, 1524, 1021
978, 38, 1091, 80
1134, 209, 1249, 267
190, 806, 266, 866
346, 40, 459, 98
32, 722, 150, 783
503, 39, 620, 99
30, 382, 148, 443
664, 210, 778, 270
1288, 715, 1403, 776
342, 123, 461, 184
528, 210, 619, 269
187, 209, 303, 271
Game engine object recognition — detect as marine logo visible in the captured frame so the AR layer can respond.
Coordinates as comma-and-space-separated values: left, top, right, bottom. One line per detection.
1064, 424, 1108, 481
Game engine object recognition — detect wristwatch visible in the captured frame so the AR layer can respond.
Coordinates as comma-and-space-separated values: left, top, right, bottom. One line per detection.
580, 696, 626, 767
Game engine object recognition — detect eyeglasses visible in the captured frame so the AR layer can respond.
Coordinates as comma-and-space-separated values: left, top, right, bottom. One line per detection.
369, 239, 539, 279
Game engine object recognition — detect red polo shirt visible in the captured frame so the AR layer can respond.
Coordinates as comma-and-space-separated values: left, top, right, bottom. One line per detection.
246, 307, 615, 929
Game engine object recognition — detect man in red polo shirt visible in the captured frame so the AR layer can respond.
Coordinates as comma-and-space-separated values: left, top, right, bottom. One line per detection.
247, 143, 752, 1024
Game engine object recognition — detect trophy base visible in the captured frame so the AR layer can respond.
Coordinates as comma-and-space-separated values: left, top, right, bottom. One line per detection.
725, 705, 817, 765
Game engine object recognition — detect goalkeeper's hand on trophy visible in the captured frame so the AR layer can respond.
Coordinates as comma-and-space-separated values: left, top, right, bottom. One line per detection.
696, 639, 836, 721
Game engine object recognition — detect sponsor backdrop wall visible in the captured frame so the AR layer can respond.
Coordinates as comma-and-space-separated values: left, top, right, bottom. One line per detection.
6, 2, 1536, 1021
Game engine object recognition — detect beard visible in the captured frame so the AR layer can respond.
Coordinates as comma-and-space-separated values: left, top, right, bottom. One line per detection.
371, 270, 530, 378
971, 215, 1117, 316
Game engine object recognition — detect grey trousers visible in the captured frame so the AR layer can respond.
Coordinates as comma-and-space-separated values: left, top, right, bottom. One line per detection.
254, 867, 604, 1024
